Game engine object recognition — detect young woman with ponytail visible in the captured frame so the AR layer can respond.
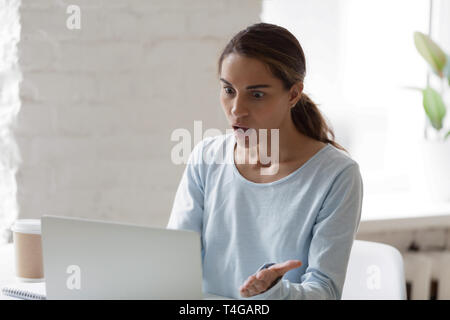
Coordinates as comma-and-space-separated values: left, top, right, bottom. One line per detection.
168, 23, 363, 300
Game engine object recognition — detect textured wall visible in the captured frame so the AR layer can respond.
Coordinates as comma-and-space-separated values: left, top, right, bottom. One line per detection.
0, 0, 21, 244
13, 0, 262, 232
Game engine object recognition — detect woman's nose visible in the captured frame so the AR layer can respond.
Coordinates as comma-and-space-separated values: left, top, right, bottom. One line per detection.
231, 97, 248, 118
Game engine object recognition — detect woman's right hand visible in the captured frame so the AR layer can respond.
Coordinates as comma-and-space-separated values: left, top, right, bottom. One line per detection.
239, 260, 302, 298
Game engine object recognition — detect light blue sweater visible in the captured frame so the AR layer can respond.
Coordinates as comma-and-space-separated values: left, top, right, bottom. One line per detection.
167, 133, 363, 300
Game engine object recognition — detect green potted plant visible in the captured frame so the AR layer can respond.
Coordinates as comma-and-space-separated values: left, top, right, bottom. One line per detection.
412, 31, 450, 202
413, 31, 450, 140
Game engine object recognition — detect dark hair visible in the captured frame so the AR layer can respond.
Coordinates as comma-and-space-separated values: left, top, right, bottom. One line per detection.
218, 22, 347, 153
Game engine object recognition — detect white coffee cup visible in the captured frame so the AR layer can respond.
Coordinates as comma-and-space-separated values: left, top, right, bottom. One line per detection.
11, 219, 44, 282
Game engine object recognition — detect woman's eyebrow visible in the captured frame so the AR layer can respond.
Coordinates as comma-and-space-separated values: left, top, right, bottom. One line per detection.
220, 78, 271, 89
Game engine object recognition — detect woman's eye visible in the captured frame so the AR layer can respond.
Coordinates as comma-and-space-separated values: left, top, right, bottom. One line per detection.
224, 87, 234, 95
222, 87, 264, 99
252, 92, 264, 99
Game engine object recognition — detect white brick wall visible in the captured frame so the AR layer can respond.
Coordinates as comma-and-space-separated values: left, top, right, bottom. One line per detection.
0, 0, 21, 244
12, 0, 262, 233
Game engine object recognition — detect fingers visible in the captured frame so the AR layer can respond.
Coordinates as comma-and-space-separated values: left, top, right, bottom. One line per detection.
239, 268, 280, 297
256, 268, 277, 286
269, 260, 302, 277
239, 274, 271, 298
239, 260, 302, 298
239, 275, 256, 297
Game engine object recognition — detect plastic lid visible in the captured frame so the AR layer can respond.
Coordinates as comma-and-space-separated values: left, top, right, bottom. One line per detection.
11, 219, 41, 234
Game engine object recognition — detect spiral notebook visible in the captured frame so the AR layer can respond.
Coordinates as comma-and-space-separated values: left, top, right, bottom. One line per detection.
1, 282, 46, 300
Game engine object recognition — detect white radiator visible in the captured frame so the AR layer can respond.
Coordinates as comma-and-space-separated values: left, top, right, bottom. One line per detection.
403, 251, 450, 299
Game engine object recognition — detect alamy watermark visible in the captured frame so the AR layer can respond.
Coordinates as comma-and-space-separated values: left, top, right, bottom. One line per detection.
66, 264, 81, 290
66, 5, 81, 30
366, 264, 381, 290
171, 121, 280, 175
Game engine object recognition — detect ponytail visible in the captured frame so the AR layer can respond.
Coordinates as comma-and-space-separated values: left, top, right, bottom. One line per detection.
291, 93, 348, 153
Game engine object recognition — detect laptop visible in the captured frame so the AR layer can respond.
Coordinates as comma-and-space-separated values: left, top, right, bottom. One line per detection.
41, 215, 230, 300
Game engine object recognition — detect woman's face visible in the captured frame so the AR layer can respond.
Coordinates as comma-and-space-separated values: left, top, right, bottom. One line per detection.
219, 53, 302, 138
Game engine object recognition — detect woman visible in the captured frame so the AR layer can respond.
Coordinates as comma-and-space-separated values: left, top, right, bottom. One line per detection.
167, 23, 363, 300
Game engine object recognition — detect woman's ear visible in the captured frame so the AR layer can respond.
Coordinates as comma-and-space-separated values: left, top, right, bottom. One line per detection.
288, 82, 303, 107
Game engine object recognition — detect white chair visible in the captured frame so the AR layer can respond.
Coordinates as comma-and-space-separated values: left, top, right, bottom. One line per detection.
341, 240, 407, 300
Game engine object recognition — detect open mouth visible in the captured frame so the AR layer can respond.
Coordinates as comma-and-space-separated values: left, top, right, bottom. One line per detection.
233, 125, 250, 132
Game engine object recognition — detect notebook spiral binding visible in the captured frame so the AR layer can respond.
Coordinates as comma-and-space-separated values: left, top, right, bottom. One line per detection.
1, 287, 46, 300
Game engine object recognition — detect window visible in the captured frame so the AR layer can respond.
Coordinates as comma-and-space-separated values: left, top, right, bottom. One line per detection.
262, 0, 447, 219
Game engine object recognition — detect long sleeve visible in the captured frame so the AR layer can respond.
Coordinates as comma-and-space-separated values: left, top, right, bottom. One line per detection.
244, 163, 364, 300
166, 140, 205, 256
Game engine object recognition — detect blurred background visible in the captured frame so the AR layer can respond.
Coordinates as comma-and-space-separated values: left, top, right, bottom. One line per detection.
1, 0, 449, 299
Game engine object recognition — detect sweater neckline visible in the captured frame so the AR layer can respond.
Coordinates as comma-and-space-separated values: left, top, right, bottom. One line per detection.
229, 134, 330, 187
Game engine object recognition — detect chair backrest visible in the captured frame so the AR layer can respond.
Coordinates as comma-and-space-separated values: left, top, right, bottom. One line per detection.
341, 240, 407, 300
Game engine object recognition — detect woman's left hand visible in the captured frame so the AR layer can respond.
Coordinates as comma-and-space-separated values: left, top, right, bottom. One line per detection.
239, 260, 302, 298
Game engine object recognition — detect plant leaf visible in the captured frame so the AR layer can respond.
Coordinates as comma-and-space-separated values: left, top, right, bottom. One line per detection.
414, 31, 447, 76
445, 130, 450, 140
444, 54, 450, 86
422, 87, 446, 130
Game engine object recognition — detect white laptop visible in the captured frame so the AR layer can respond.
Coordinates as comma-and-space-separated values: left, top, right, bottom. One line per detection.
41, 215, 231, 300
